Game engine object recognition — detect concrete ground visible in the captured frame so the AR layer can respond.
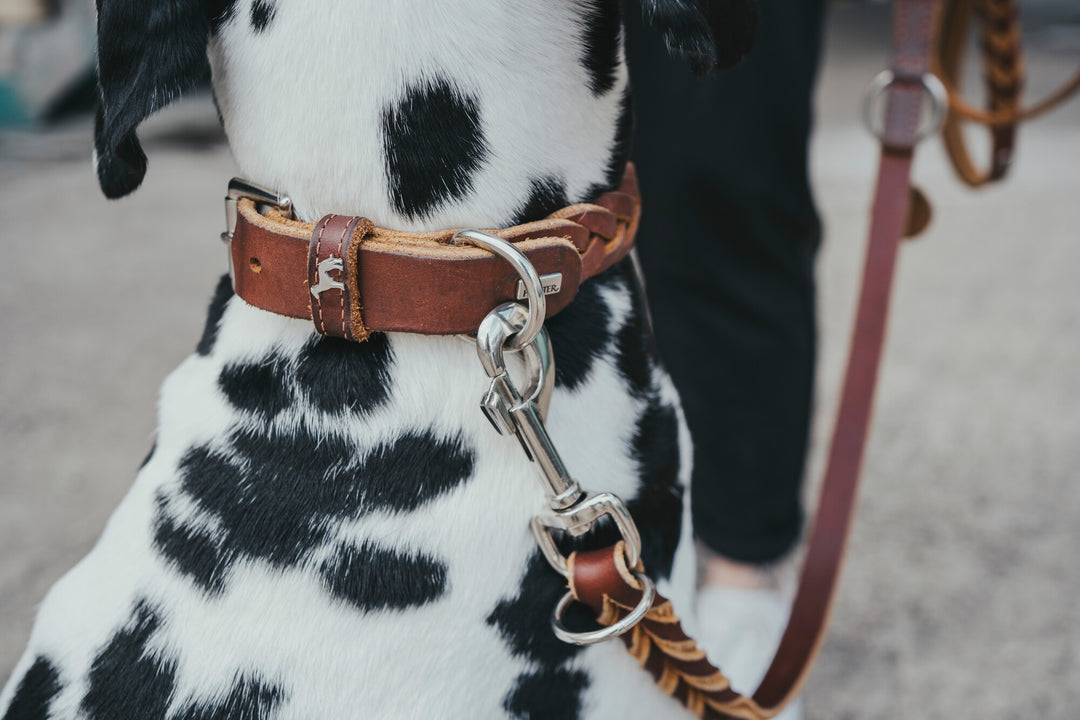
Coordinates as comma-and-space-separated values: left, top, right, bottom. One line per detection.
2, 4, 1078, 718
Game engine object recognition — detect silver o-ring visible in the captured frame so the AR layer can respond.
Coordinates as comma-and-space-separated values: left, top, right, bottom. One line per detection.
550, 570, 656, 646
453, 228, 546, 350
861, 70, 948, 144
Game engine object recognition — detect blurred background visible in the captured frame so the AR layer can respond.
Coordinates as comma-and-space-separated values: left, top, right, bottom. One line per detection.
1, 0, 1078, 717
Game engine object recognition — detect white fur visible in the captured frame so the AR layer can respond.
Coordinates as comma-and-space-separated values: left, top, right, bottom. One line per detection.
211, 0, 628, 226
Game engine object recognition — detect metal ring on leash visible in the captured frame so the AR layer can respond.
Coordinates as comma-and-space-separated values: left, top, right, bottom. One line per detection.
861, 70, 948, 144
453, 229, 546, 350
551, 570, 656, 646
476, 302, 556, 421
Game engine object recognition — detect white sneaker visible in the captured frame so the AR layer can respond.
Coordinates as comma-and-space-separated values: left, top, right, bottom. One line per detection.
695, 586, 804, 720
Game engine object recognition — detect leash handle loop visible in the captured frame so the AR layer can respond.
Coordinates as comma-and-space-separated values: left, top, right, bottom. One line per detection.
933, 0, 1079, 186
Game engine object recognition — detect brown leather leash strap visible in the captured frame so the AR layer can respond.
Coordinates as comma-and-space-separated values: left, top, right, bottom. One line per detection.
565, 1, 942, 717
936, 0, 1020, 185
934, 0, 1080, 186
228, 167, 641, 340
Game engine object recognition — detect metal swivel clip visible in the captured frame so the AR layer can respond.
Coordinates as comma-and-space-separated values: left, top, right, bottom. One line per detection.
454, 229, 654, 646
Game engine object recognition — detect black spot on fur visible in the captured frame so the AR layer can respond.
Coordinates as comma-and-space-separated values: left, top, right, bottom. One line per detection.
504, 668, 590, 719
615, 304, 652, 396
488, 553, 590, 717
488, 554, 583, 667
581, 0, 623, 95
636, 0, 757, 75
82, 601, 176, 720
545, 276, 611, 390
197, 275, 233, 356
250, 0, 276, 33
612, 261, 658, 397
295, 334, 394, 416
172, 675, 284, 720
337, 431, 476, 513
177, 434, 324, 565
320, 542, 447, 611
207, 0, 238, 33
627, 400, 683, 580
218, 356, 293, 419
154, 427, 474, 595
513, 176, 568, 225
153, 495, 232, 592
81, 599, 284, 720
2, 656, 62, 720
382, 77, 490, 220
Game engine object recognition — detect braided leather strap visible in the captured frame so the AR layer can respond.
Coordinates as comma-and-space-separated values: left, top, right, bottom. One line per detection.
935, 0, 1022, 185
569, 543, 773, 720
934, 0, 1080, 186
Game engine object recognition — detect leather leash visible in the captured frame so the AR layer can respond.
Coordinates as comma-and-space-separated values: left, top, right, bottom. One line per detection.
934, 0, 1080, 186
563, 1, 943, 717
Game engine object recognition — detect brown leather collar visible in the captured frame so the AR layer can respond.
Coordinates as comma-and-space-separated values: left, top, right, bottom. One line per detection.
228, 166, 640, 340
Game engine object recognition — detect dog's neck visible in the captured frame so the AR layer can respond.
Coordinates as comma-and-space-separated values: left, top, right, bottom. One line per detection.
209, 1, 630, 231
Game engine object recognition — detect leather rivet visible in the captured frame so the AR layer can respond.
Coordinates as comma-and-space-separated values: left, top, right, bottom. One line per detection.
249, 257, 262, 273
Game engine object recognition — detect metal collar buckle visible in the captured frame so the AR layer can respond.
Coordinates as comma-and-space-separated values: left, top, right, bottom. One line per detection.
220, 178, 293, 243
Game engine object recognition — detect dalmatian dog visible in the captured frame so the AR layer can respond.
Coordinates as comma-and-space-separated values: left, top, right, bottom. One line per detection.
2, 1, 755, 718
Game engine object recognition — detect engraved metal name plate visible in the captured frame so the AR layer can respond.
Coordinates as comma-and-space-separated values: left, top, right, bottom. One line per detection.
516, 273, 564, 300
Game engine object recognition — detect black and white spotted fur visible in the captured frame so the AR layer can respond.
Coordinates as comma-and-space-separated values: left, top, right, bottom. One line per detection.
2, 1, 755, 718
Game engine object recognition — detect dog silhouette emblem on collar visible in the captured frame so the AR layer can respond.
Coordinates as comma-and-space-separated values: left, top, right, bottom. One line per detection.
311, 256, 345, 298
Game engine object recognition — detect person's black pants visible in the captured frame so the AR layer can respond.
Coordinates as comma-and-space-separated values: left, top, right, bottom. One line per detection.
627, 0, 827, 564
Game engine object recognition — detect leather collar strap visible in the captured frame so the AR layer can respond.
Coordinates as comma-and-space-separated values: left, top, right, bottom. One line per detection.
229, 167, 640, 340
567, 2, 940, 717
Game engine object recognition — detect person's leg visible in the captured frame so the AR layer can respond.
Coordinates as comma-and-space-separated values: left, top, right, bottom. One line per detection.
627, 0, 826, 569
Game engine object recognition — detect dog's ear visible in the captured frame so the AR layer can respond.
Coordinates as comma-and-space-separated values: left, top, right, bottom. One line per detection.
94, 0, 225, 198
637, 0, 758, 75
